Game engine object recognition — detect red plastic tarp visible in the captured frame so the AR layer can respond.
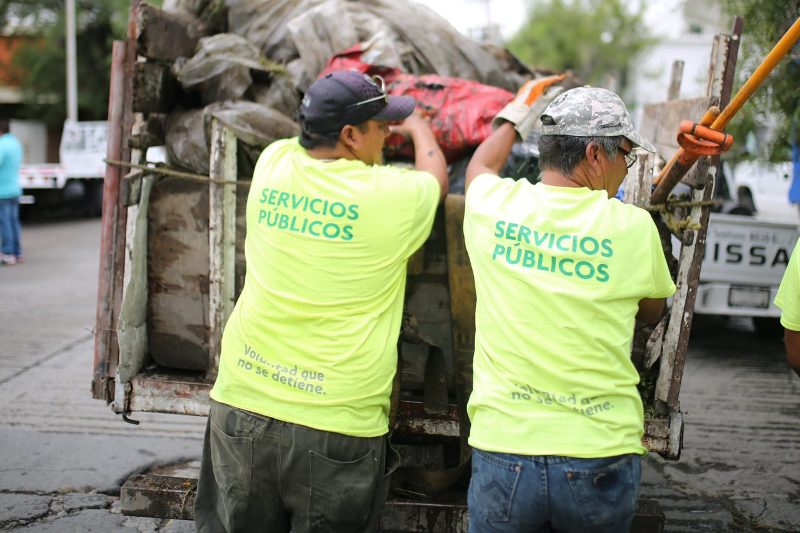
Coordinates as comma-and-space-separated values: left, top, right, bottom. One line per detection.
320, 45, 514, 163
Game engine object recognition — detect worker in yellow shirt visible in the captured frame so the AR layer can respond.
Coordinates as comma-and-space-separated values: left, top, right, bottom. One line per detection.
463, 85, 676, 532
194, 70, 448, 533
775, 240, 800, 377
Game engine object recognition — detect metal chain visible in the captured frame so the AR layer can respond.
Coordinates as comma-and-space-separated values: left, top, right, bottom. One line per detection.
644, 198, 717, 235
644, 198, 718, 213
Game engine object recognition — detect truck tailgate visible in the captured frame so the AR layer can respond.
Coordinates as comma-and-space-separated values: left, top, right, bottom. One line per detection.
702, 213, 798, 285
694, 213, 798, 316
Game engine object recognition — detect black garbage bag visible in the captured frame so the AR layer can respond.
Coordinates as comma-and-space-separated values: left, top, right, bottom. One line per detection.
176, 33, 285, 104
165, 101, 300, 176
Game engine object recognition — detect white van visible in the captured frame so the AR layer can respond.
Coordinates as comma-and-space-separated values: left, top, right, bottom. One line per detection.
725, 160, 797, 222
689, 160, 800, 336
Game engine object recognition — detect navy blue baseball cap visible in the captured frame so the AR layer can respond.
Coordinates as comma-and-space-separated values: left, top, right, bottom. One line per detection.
298, 70, 416, 134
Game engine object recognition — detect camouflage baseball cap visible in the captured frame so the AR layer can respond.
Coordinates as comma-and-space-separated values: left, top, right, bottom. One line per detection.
540, 86, 656, 152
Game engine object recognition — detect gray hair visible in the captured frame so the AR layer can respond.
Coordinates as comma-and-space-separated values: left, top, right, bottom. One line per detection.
538, 134, 624, 176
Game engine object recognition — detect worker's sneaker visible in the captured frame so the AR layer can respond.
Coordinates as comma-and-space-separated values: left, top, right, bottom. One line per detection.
0, 253, 17, 265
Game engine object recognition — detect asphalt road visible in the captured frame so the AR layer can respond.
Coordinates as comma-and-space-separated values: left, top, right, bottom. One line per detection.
0, 215, 798, 532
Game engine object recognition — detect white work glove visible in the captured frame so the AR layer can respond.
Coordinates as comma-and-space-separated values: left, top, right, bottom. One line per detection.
493, 75, 566, 141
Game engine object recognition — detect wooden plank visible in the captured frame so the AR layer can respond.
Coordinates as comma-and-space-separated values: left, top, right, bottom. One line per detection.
127, 372, 211, 415
123, 368, 674, 450
640, 97, 710, 166
642, 411, 683, 458
379, 498, 469, 533
655, 183, 709, 407
94, 0, 140, 402
121, 171, 143, 207
665, 27, 741, 409
667, 60, 684, 101
623, 152, 655, 207
124, 369, 459, 437
207, 121, 237, 378
128, 114, 166, 151
122, 474, 196, 520
719, 17, 744, 108
120, 471, 661, 533
93, 39, 128, 402
395, 401, 459, 438
444, 194, 475, 461
135, 3, 202, 61
120, 475, 469, 528
108, 1, 140, 398
132, 61, 177, 114
655, 31, 739, 409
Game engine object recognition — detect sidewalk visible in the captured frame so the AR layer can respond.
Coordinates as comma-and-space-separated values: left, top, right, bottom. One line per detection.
0, 218, 204, 531
0, 335, 205, 531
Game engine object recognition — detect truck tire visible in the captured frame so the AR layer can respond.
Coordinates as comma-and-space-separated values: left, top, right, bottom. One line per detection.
737, 187, 756, 214
752, 317, 783, 338
727, 204, 754, 216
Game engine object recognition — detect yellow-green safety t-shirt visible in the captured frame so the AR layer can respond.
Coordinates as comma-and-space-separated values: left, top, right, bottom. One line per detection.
464, 174, 676, 457
211, 138, 440, 437
775, 240, 800, 330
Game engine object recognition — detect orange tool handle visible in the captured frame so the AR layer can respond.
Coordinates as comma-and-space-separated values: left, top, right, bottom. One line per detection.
676, 120, 734, 159
711, 16, 800, 131
651, 15, 800, 205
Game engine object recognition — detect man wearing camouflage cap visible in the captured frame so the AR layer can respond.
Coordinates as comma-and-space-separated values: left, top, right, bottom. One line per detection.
462, 86, 675, 532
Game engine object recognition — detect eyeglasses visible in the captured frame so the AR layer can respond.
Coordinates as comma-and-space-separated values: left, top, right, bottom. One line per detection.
618, 145, 638, 169
344, 75, 388, 111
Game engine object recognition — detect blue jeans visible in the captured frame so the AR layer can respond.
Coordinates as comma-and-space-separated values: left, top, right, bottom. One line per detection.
468, 449, 641, 533
0, 197, 21, 256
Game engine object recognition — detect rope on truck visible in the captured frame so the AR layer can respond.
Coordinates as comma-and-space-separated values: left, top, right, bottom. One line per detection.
106, 157, 713, 234
104, 158, 252, 188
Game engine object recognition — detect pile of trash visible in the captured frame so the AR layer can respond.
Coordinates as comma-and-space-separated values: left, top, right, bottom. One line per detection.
159, 0, 569, 182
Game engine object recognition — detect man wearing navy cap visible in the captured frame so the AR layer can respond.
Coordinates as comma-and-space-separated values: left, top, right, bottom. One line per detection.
195, 70, 447, 532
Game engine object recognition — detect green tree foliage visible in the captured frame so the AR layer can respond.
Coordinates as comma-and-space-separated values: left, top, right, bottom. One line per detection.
507, 0, 655, 90
721, 0, 800, 161
0, 0, 151, 126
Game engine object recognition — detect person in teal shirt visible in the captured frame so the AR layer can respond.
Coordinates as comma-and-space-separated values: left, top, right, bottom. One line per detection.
0, 119, 23, 265
774, 240, 800, 377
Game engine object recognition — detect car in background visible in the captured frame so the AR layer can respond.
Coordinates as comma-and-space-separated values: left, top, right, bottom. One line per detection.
725, 159, 797, 221
692, 159, 799, 336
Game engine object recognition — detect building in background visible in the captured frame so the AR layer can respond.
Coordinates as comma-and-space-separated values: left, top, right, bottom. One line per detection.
0, 29, 25, 111
420, 0, 727, 124
0, 13, 60, 165
628, 0, 727, 122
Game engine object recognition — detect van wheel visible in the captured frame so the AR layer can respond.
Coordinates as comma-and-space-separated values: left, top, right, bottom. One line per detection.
728, 205, 753, 216
752, 317, 783, 338
737, 188, 756, 214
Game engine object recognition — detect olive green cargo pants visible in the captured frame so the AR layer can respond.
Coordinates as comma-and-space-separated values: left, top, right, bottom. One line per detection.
194, 400, 392, 532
